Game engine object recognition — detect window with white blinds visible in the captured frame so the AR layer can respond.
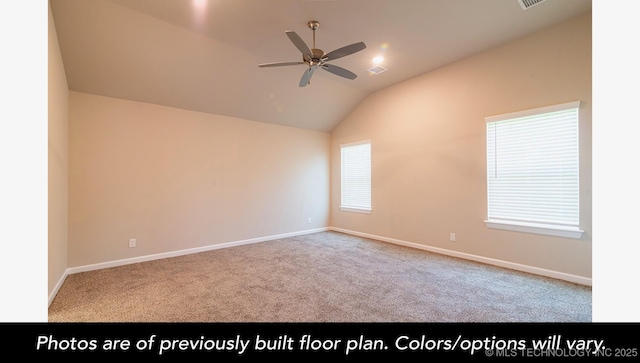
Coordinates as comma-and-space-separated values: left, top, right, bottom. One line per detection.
485, 101, 583, 239
340, 141, 371, 214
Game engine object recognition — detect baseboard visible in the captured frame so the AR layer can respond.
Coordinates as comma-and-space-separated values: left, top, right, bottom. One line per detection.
329, 227, 592, 286
48, 270, 69, 307
65, 227, 329, 276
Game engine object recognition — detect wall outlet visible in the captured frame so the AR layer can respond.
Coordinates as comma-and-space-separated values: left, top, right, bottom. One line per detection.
449, 233, 456, 242
308, 217, 311, 224
129, 239, 136, 248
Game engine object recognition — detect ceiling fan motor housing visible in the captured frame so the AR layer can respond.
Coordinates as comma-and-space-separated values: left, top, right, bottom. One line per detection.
307, 48, 326, 65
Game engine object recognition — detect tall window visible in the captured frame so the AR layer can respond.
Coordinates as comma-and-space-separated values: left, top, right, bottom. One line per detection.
340, 140, 371, 214
485, 101, 583, 239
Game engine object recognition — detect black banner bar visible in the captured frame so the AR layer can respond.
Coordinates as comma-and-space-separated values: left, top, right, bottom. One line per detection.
2, 322, 638, 361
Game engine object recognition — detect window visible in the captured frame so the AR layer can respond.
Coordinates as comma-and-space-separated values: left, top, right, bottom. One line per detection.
485, 101, 583, 239
340, 140, 371, 214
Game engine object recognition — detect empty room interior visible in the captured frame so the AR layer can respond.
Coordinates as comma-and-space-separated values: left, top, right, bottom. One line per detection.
47, 0, 595, 322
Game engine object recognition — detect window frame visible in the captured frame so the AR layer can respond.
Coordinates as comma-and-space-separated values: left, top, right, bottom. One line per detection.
484, 101, 584, 239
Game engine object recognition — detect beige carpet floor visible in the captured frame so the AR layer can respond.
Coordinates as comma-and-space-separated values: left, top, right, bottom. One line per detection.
48, 231, 592, 322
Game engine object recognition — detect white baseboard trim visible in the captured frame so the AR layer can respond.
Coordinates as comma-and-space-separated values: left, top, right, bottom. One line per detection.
48, 270, 69, 307
65, 227, 329, 276
329, 227, 592, 286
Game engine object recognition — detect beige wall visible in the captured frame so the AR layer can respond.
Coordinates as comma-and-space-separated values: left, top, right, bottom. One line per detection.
68, 92, 330, 267
330, 12, 592, 279
48, 1, 69, 299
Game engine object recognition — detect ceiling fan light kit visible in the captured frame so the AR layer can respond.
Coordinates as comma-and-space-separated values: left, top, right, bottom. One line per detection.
258, 20, 366, 87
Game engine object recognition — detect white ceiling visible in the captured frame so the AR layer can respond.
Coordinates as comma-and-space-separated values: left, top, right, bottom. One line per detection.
50, 0, 592, 132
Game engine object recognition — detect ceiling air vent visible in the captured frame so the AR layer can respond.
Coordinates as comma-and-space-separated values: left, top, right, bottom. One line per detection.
518, 0, 547, 10
368, 65, 387, 75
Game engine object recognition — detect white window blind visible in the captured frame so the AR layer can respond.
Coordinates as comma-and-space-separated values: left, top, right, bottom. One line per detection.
485, 101, 583, 238
340, 141, 371, 213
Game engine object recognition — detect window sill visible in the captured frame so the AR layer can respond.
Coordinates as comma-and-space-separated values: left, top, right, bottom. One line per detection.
485, 219, 584, 239
340, 206, 372, 214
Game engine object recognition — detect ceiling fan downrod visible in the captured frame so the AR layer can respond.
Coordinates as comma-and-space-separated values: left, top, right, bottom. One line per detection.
308, 20, 319, 49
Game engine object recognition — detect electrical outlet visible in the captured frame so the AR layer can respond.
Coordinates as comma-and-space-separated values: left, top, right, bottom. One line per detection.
450, 233, 456, 242
129, 239, 136, 248
308, 217, 311, 224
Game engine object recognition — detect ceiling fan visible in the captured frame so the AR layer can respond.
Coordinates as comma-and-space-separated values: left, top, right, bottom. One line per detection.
258, 21, 366, 87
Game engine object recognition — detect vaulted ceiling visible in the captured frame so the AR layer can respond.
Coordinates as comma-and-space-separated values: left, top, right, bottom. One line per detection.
50, 0, 592, 132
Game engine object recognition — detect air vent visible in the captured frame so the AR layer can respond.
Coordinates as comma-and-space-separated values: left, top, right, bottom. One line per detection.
368, 65, 387, 75
518, 0, 547, 10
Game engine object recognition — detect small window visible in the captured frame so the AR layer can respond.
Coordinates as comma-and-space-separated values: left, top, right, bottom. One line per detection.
340, 141, 371, 214
485, 101, 583, 239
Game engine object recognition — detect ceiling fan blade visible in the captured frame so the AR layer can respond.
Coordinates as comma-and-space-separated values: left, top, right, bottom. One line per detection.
322, 64, 357, 80
258, 61, 305, 68
299, 66, 317, 87
285, 31, 312, 58
324, 41, 366, 61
